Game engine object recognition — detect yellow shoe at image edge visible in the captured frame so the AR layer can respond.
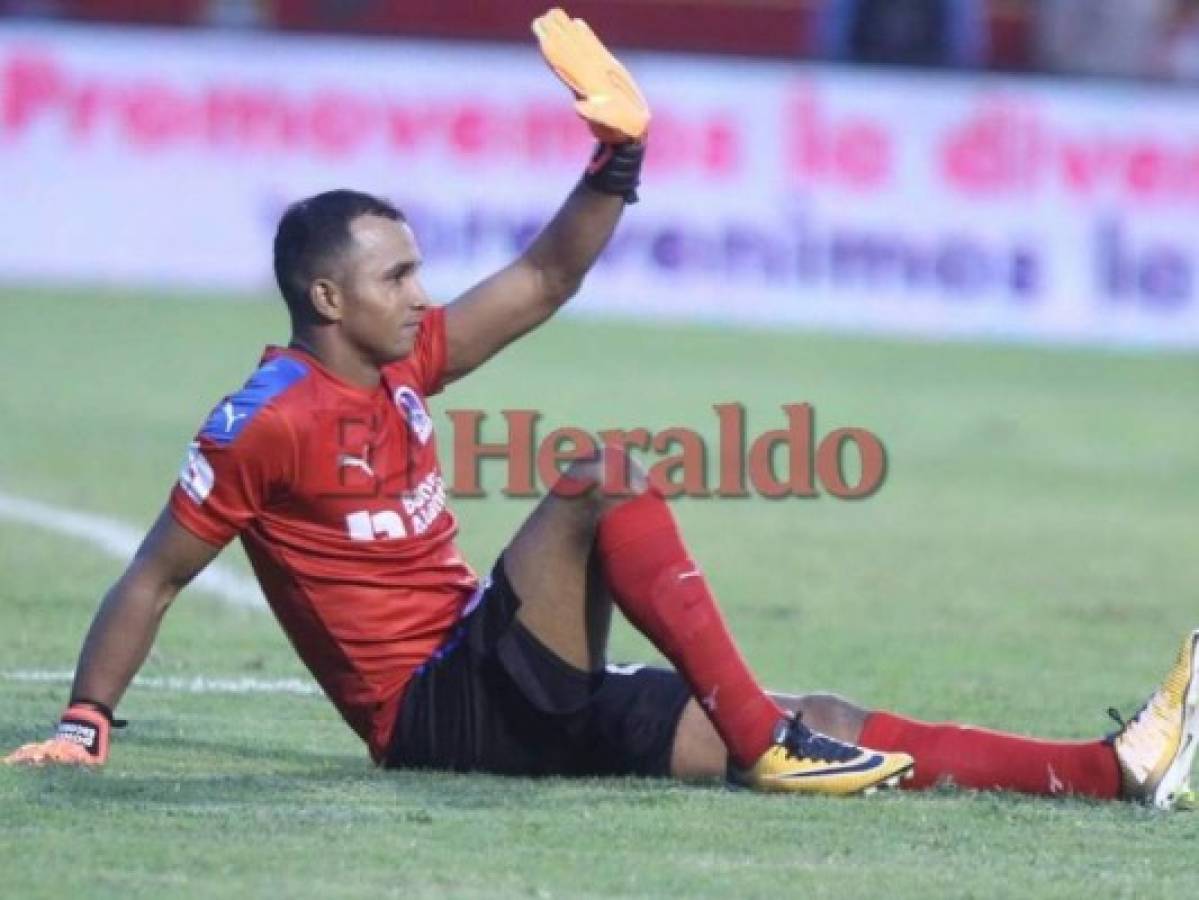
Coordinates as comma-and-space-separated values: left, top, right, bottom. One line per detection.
1111, 630, 1199, 810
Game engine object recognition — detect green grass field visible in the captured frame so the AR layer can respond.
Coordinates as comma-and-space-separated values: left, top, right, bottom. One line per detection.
1, 286, 1197, 898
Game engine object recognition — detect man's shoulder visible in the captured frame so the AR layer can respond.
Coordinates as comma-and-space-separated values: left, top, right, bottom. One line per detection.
198, 351, 313, 447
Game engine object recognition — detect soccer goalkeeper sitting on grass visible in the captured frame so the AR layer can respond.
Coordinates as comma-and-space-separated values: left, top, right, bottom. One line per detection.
6, 8, 1196, 809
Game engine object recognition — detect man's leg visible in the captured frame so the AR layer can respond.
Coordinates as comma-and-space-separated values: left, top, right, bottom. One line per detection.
669, 692, 1120, 799
837, 628, 1199, 808
504, 449, 912, 794
675, 628, 1199, 809
501, 463, 615, 675
504, 450, 783, 765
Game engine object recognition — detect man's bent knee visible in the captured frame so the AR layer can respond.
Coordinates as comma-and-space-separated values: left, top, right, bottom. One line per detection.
554, 447, 649, 517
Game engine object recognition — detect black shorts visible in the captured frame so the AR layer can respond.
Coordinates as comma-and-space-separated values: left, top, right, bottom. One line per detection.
386, 556, 691, 777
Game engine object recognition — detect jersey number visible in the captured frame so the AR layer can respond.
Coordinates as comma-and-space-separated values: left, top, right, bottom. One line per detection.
345, 510, 407, 541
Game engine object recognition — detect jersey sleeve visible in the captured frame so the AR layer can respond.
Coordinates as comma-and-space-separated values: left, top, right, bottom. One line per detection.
169, 404, 293, 548
389, 305, 449, 396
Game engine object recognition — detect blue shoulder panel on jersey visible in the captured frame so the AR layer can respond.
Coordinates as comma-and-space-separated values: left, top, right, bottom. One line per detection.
200, 356, 309, 446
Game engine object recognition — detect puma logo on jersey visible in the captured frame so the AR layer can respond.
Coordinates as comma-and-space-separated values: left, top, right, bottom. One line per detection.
337, 453, 376, 479
200, 356, 309, 446
222, 401, 248, 433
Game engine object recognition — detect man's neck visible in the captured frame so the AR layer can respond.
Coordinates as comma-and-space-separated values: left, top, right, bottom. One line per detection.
289, 330, 380, 390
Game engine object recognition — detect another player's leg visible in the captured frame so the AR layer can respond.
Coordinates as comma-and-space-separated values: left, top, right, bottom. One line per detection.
573, 451, 911, 794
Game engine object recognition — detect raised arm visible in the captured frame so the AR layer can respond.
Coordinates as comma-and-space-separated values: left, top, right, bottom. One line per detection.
4, 509, 220, 765
442, 8, 650, 383
443, 171, 631, 382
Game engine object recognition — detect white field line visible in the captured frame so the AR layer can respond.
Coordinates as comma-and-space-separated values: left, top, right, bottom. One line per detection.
3, 670, 320, 696
0, 490, 264, 610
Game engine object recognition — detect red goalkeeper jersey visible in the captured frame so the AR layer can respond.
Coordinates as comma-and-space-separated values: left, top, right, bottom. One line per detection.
169, 306, 478, 761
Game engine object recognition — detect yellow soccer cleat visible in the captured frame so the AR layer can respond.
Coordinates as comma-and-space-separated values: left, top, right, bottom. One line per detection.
729, 715, 914, 796
1111, 629, 1199, 810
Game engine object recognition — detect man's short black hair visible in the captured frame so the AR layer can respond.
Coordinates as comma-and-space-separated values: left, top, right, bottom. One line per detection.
273, 189, 404, 317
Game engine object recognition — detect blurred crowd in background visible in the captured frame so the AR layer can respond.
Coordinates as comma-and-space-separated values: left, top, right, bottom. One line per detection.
4, 0, 1199, 81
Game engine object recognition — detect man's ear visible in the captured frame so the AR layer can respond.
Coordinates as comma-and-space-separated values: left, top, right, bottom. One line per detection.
308, 278, 343, 321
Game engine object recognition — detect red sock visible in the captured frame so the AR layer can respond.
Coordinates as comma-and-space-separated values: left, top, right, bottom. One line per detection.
596, 491, 784, 767
861, 711, 1121, 799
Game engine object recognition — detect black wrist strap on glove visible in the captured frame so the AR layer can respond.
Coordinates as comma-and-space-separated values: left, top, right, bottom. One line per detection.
583, 141, 645, 204
70, 697, 127, 729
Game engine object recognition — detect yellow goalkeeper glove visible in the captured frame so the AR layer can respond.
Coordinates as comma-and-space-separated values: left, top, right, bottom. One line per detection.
532, 7, 651, 144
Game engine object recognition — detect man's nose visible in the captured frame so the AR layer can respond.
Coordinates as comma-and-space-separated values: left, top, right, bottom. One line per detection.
411, 283, 430, 310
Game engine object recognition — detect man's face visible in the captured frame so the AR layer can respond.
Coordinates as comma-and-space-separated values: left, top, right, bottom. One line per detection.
333, 214, 429, 364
